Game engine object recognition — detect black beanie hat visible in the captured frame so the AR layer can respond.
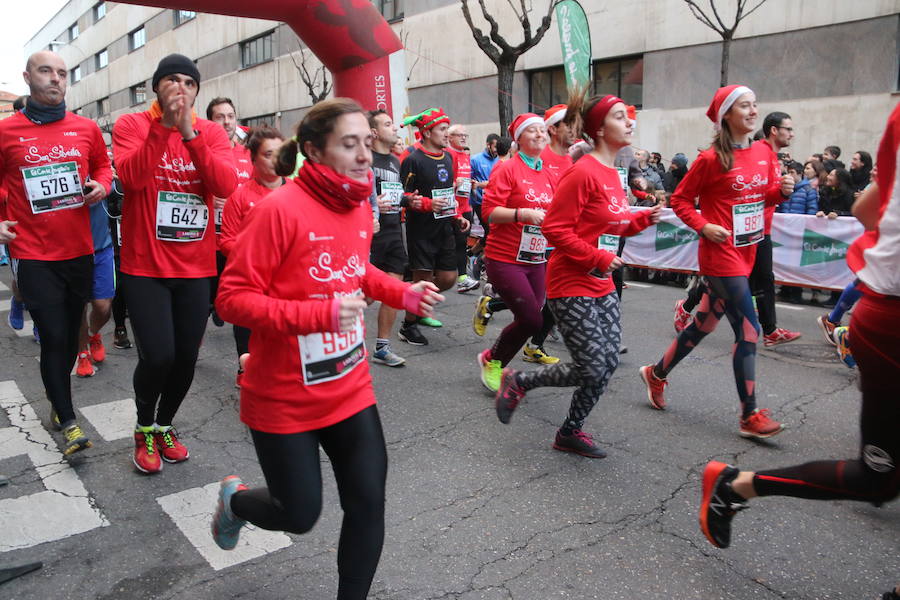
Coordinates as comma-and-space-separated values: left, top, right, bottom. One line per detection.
152, 54, 201, 91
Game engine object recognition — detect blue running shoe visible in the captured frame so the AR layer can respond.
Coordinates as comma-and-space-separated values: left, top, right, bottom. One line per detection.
211, 475, 248, 550
8, 297, 24, 330
33, 325, 40, 344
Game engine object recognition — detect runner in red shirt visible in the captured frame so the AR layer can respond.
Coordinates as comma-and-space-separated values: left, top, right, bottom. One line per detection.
113, 54, 238, 474
220, 126, 285, 387
0, 51, 111, 455
540, 103, 575, 186
446, 124, 479, 293
494, 96, 660, 458
638, 85, 794, 440
209, 98, 443, 599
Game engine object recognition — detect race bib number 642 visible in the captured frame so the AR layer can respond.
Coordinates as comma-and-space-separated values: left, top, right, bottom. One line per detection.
156, 191, 208, 242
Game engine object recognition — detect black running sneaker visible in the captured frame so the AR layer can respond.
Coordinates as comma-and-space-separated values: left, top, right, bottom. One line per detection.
495, 368, 525, 424
552, 428, 607, 458
398, 321, 428, 346
699, 461, 748, 549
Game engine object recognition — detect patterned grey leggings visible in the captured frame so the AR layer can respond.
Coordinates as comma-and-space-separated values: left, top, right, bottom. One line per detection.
517, 294, 621, 431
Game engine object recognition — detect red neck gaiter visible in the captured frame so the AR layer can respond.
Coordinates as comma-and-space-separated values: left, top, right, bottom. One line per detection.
295, 160, 373, 213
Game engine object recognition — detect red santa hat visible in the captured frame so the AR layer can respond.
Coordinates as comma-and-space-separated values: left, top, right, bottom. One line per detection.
543, 104, 567, 127
508, 113, 545, 140
706, 85, 753, 130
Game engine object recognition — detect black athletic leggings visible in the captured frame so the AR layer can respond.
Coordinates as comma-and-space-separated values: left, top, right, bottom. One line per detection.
233, 325, 250, 358
231, 405, 388, 600
748, 235, 777, 335
122, 274, 210, 427
112, 253, 127, 328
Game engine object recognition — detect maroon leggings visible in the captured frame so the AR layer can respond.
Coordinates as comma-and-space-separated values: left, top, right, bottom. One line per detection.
754, 293, 900, 504
484, 258, 546, 365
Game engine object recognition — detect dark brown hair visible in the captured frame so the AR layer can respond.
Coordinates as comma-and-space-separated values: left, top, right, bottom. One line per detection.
711, 123, 738, 173
275, 97, 364, 177
205, 97, 235, 120
246, 126, 284, 160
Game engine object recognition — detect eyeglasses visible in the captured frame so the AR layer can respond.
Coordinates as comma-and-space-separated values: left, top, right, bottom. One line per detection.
777, 126, 794, 133
451, 133, 469, 139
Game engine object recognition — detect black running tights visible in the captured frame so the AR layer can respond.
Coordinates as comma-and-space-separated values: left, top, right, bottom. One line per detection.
121, 274, 210, 427
231, 406, 388, 600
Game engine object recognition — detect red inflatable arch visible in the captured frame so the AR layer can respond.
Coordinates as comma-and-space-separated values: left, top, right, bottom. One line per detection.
116, 0, 408, 120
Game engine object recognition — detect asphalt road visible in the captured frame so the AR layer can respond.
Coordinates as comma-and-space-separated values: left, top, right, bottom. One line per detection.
0, 271, 896, 600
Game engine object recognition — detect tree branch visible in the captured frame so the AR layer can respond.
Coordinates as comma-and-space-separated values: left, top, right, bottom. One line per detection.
683, 0, 722, 34
739, 0, 768, 22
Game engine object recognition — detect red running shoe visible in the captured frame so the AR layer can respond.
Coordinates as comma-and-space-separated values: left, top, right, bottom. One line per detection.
154, 426, 189, 463
75, 351, 95, 378
639, 365, 668, 410
673, 299, 692, 333
495, 368, 525, 424
133, 430, 162, 474
88, 332, 106, 363
552, 429, 607, 458
763, 327, 801, 347
699, 461, 747, 549
739, 408, 784, 439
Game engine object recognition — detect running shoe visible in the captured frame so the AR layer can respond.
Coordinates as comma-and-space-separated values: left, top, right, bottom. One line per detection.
472, 294, 492, 337
833, 326, 856, 368
133, 428, 162, 474
739, 408, 784, 439
398, 321, 428, 346
211, 475, 249, 550
75, 351, 96, 378
763, 327, 802, 347
62, 423, 92, 456
698, 461, 747, 549
211, 309, 225, 327
522, 343, 559, 364
639, 365, 668, 410
494, 367, 524, 423
673, 298, 692, 333
372, 346, 406, 367
479, 349, 502, 392
0, 254, 7, 266
88, 333, 106, 363
33, 325, 40, 344
456, 276, 480, 293
154, 426, 189, 463
552, 428, 607, 458
7, 297, 24, 330
113, 326, 132, 349
419, 316, 443, 328
816, 315, 838, 346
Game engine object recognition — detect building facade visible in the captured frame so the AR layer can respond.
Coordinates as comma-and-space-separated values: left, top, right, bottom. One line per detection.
25, 0, 900, 162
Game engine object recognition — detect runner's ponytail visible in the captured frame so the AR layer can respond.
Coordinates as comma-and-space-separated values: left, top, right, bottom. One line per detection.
275, 138, 300, 177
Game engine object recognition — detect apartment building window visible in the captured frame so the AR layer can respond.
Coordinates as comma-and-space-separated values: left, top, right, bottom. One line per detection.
130, 26, 146, 51
95, 49, 108, 70
593, 56, 643, 109
130, 83, 147, 105
94, 2, 106, 22
69, 23, 79, 41
241, 32, 273, 68
372, 0, 403, 21
97, 97, 110, 116
241, 114, 275, 129
529, 67, 568, 112
71, 66, 81, 83
174, 10, 196, 26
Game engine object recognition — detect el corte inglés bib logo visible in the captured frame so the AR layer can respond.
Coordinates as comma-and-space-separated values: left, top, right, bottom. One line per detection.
655, 221, 699, 251
800, 229, 849, 266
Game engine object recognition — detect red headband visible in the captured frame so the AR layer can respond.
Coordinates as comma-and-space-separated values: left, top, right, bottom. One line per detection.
583, 95, 624, 141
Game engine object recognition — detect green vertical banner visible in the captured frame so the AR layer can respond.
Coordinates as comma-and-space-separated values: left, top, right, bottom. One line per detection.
555, 0, 592, 92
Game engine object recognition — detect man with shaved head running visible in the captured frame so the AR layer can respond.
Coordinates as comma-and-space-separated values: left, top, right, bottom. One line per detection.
0, 51, 112, 455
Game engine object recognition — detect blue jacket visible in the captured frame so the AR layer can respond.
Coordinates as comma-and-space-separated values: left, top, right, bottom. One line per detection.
469, 149, 498, 206
778, 178, 818, 215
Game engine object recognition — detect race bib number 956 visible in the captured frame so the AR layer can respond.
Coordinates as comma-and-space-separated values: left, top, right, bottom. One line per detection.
299, 318, 366, 385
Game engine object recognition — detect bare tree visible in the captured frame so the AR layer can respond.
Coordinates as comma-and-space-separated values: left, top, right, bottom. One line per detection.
460, 0, 560, 133
400, 29, 422, 83
683, 0, 768, 87
290, 46, 332, 105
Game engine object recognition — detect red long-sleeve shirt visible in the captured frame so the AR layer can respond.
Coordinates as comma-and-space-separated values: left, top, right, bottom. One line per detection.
0, 111, 111, 260
113, 110, 237, 278
670, 142, 784, 277
216, 179, 412, 434
540, 145, 573, 187
446, 146, 472, 214
215, 143, 252, 250
220, 177, 273, 257
544, 156, 653, 298
482, 153, 554, 264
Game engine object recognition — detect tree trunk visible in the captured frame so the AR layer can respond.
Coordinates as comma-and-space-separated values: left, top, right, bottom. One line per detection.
720, 35, 731, 87
497, 59, 516, 135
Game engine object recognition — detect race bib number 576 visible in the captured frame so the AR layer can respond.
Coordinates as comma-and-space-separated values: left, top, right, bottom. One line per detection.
21, 161, 84, 214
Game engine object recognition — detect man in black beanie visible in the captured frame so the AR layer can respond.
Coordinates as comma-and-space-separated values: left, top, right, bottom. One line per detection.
111, 53, 237, 475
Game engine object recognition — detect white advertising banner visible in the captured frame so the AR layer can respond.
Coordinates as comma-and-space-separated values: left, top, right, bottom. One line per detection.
621, 208, 864, 290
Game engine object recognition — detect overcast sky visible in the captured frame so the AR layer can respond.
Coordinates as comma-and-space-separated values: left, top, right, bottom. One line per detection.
1, 0, 69, 95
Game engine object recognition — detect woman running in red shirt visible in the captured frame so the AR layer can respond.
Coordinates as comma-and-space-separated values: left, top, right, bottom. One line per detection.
476, 113, 556, 392
638, 85, 794, 439
494, 94, 660, 458
210, 98, 443, 600
220, 126, 285, 388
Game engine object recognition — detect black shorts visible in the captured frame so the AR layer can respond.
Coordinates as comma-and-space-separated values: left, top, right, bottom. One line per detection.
14, 254, 93, 310
407, 227, 457, 272
371, 224, 407, 275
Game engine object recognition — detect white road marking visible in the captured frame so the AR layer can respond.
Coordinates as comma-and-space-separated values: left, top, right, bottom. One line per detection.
624, 282, 653, 289
79, 398, 136, 441
157, 482, 292, 571
775, 302, 805, 311
0, 380, 108, 552
0, 281, 9, 292
14, 320, 35, 338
